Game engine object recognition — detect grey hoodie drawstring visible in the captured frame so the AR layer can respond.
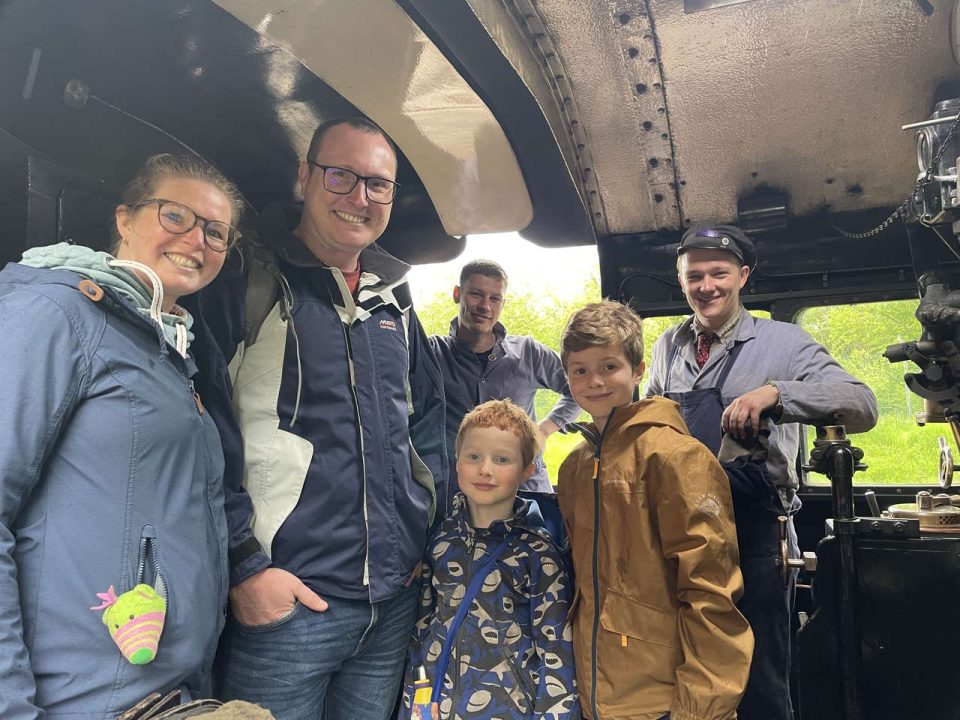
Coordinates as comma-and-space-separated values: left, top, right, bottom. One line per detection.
107, 258, 188, 358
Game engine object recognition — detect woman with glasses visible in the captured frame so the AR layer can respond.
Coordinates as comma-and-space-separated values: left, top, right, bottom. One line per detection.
0, 153, 243, 719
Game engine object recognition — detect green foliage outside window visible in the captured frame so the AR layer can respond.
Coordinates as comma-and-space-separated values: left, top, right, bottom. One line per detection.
797, 301, 942, 485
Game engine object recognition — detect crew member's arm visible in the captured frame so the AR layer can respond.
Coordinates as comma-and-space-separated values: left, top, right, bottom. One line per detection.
529, 538, 580, 720
530, 340, 581, 444
0, 294, 86, 720
652, 440, 754, 720
722, 325, 879, 438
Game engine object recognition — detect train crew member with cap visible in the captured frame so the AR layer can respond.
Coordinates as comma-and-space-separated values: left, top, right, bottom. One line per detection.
645, 224, 878, 720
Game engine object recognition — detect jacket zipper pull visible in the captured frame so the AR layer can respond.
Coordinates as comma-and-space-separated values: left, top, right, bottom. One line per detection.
189, 380, 203, 415
592, 456, 600, 481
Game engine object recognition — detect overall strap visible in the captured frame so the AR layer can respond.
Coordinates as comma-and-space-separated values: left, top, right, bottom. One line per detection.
664, 343, 681, 393
431, 535, 513, 703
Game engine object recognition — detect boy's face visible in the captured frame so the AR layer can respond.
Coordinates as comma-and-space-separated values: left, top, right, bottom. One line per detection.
457, 426, 533, 527
565, 342, 644, 431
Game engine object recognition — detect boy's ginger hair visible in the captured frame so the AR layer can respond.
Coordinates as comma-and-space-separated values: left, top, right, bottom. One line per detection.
561, 300, 645, 368
456, 399, 540, 468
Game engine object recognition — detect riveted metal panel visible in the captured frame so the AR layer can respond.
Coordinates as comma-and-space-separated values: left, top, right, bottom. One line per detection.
653, 0, 957, 227
529, 0, 681, 235
479, 0, 958, 235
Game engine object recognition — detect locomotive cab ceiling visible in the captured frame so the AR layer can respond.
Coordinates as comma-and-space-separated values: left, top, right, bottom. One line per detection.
0, 0, 565, 266
0, 0, 959, 308
400, 0, 960, 312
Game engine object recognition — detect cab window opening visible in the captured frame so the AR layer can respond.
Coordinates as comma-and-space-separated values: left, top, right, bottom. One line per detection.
640, 300, 944, 487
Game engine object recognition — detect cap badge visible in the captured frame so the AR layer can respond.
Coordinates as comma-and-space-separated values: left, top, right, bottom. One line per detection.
720, 237, 730, 246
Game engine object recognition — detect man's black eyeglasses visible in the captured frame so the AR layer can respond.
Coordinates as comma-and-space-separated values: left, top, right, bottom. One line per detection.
130, 199, 239, 252
307, 162, 399, 205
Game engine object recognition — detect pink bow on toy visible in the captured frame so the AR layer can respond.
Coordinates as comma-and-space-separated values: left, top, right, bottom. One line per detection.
91, 585, 119, 611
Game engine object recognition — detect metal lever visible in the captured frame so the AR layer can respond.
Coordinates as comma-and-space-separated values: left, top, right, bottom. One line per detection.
779, 515, 816, 587
864, 490, 881, 517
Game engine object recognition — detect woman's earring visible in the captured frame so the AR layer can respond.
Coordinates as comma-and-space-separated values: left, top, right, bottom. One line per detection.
121, 238, 129, 246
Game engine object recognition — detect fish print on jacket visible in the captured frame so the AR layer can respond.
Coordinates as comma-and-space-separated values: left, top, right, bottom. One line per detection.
400, 493, 579, 720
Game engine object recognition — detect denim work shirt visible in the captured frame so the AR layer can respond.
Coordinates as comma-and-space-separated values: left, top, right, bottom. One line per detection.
431, 319, 581, 496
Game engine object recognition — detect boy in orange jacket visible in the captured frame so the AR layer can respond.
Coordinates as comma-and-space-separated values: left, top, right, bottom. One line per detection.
557, 301, 753, 720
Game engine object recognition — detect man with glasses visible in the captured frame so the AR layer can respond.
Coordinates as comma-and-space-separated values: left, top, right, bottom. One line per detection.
193, 116, 445, 720
644, 224, 878, 720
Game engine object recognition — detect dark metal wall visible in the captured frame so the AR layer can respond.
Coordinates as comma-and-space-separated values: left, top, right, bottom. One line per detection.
0, 0, 458, 266
601, 213, 957, 320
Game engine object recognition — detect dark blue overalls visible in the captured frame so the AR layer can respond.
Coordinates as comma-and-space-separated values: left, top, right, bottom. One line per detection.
664, 341, 797, 720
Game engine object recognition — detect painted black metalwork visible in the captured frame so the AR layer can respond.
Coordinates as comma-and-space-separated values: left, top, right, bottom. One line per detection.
0, 0, 455, 266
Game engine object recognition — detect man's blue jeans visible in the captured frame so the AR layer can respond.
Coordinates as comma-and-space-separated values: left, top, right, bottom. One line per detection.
218, 584, 418, 720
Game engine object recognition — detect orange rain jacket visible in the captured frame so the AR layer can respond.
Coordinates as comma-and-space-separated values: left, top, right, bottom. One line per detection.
557, 397, 753, 720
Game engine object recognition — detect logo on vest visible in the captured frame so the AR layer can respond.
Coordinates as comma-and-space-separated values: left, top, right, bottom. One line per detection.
603, 475, 629, 491
379, 319, 398, 331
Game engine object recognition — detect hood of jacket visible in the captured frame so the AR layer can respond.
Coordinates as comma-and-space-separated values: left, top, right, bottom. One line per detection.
571, 396, 692, 446
19, 242, 194, 354
448, 491, 555, 546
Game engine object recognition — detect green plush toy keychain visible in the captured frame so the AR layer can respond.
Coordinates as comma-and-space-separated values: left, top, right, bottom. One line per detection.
91, 584, 167, 665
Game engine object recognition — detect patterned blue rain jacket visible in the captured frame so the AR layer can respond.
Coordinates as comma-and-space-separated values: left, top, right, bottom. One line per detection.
401, 493, 579, 719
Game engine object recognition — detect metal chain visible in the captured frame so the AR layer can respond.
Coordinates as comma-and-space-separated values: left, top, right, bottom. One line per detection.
834, 112, 960, 239
833, 202, 909, 240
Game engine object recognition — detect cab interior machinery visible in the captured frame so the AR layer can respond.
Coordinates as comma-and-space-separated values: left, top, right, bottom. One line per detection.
2, 0, 960, 718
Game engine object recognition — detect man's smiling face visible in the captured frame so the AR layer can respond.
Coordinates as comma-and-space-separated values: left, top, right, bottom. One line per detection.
457, 273, 506, 336
295, 123, 397, 270
678, 248, 749, 331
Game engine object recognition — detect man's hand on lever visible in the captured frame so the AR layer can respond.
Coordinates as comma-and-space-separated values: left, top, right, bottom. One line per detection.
721, 384, 780, 440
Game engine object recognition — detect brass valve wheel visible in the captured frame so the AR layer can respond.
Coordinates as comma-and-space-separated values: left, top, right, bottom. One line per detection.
938, 436, 959, 488
778, 516, 817, 587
